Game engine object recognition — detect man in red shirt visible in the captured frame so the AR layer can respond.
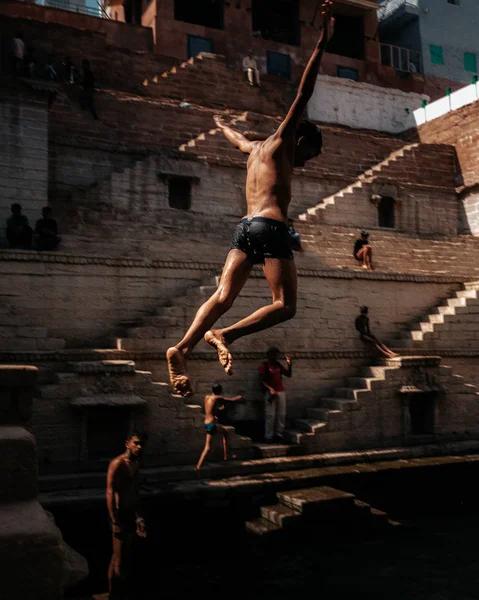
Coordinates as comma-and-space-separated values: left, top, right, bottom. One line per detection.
259, 347, 292, 442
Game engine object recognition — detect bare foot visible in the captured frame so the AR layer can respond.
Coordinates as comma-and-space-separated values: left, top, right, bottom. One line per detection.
361, 264, 368, 270
204, 330, 233, 375
224, 454, 236, 461
388, 352, 400, 358
166, 347, 193, 397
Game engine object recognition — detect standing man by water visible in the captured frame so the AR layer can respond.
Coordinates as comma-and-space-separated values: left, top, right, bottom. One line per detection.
106, 432, 147, 599
259, 347, 292, 442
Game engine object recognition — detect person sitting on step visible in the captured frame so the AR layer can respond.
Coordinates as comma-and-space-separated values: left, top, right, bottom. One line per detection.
353, 231, 374, 270
34, 206, 61, 251
195, 383, 245, 471
355, 306, 399, 358
6, 203, 33, 249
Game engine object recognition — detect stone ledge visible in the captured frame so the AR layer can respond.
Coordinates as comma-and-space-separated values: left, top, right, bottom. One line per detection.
0, 365, 38, 386
0, 251, 470, 283
38, 441, 479, 505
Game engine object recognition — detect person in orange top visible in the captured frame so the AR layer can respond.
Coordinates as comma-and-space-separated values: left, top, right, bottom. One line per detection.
259, 347, 292, 442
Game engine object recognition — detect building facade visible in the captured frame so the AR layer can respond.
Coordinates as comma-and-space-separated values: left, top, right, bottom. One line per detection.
378, 0, 479, 84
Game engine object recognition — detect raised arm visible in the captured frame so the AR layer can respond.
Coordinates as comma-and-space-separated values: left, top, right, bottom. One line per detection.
275, 1, 334, 139
214, 116, 259, 154
219, 395, 244, 402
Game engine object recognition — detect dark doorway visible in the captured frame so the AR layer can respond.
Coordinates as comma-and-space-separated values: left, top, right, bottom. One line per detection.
409, 393, 435, 436
251, 0, 300, 46
168, 177, 192, 210
187, 35, 214, 59
175, 0, 224, 29
378, 196, 395, 228
87, 407, 131, 460
124, 0, 142, 24
327, 14, 364, 60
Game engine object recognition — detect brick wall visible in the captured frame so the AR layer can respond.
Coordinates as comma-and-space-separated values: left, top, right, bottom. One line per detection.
418, 99, 479, 235
0, 88, 49, 247
0, 0, 153, 52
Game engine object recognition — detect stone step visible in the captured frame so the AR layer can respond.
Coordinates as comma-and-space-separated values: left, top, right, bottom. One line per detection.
360, 366, 392, 378
67, 360, 136, 374
294, 419, 328, 433
245, 517, 282, 536
345, 377, 375, 389
320, 398, 360, 411
253, 443, 297, 458
70, 395, 147, 407
282, 429, 309, 445
456, 290, 477, 299
140, 315, 180, 328
260, 503, 301, 527
277, 485, 356, 515
333, 387, 368, 400
0, 427, 37, 503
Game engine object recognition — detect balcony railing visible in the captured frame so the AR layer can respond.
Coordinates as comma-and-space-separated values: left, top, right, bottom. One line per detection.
380, 43, 422, 74
38, 0, 110, 18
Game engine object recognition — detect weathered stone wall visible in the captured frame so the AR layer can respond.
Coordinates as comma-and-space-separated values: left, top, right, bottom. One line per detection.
0, 254, 462, 349
0, 89, 49, 247
0, 0, 153, 52
308, 75, 428, 134
439, 358, 479, 392
418, 99, 479, 235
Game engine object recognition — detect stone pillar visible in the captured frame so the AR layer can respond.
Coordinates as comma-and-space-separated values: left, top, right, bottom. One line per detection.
0, 365, 87, 600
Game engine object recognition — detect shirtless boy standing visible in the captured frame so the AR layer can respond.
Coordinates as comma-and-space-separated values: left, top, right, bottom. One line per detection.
106, 432, 147, 599
195, 383, 245, 471
167, 1, 335, 397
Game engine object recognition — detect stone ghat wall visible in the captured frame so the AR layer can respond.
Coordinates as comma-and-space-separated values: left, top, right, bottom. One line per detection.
417, 99, 479, 235
0, 1, 153, 52
437, 357, 479, 392
0, 88, 49, 247
0, 254, 463, 348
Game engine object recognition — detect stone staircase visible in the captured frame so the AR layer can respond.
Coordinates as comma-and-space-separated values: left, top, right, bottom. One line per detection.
245, 485, 394, 537
33, 357, 253, 470
298, 142, 456, 226
392, 282, 479, 350
0, 302, 65, 352
280, 356, 479, 454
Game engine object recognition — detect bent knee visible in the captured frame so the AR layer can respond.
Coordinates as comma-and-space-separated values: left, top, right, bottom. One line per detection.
215, 288, 235, 311
277, 301, 296, 320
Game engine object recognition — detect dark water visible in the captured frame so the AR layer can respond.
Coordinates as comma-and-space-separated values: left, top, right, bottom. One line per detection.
59, 499, 479, 600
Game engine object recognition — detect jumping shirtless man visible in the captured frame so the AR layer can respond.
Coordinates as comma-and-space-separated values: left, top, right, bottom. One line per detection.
106, 432, 147, 599
195, 383, 245, 471
167, 1, 335, 397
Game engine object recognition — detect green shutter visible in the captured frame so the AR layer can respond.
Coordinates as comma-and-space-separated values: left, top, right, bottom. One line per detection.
464, 52, 477, 73
430, 45, 444, 65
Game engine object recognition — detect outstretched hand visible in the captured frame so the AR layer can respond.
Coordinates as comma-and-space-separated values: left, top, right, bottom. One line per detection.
214, 115, 226, 129
319, 1, 335, 43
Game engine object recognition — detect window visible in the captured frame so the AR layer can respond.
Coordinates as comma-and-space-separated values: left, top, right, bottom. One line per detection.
337, 66, 359, 81
430, 44, 444, 65
378, 197, 395, 228
187, 35, 214, 59
87, 407, 131, 460
174, 0, 224, 29
447, 0, 459, 5
251, 0, 300, 46
326, 14, 364, 60
168, 177, 192, 210
267, 51, 291, 79
464, 52, 477, 73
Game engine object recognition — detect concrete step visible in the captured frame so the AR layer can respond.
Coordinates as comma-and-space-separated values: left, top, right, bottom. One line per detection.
320, 398, 360, 411
294, 419, 327, 433
67, 360, 136, 374
260, 503, 301, 527
277, 485, 355, 515
253, 443, 297, 458
456, 290, 477, 299
140, 315, 180, 328
345, 377, 375, 389
245, 517, 281, 536
333, 387, 368, 400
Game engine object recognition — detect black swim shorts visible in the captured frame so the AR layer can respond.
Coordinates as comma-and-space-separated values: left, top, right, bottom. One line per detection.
110, 509, 137, 540
230, 217, 294, 265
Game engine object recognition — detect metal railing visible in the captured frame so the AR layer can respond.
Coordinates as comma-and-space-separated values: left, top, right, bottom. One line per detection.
380, 43, 422, 74
377, 0, 419, 22
40, 0, 110, 19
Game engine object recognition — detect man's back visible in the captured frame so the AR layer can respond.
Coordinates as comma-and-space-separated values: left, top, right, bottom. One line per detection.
245, 136, 295, 222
